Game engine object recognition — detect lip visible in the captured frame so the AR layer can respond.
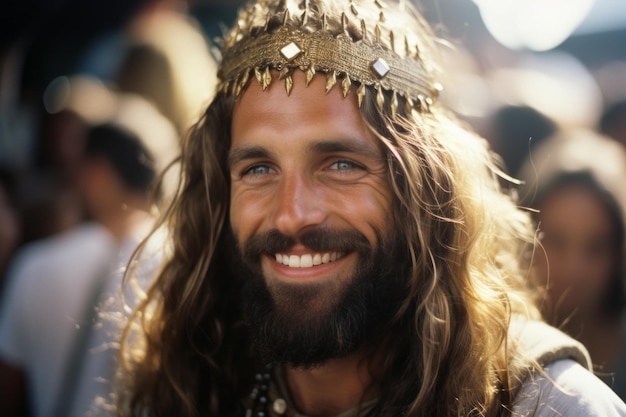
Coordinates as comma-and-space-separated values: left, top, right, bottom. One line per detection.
262, 251, 354, 282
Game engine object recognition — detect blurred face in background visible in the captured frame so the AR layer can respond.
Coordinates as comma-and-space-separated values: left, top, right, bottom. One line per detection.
536, 184, 620, 321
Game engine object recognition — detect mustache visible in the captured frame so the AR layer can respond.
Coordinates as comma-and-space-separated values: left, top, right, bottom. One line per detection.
242, 228, 372, 262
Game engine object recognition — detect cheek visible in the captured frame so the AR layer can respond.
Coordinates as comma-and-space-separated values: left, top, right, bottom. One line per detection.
331, 185, 393, 240
229, 190, 269, 244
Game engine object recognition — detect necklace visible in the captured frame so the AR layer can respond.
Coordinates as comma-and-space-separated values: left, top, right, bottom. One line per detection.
245, 364, 288, 417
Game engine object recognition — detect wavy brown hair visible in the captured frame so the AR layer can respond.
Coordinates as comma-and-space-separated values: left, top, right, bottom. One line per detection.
117, 1, 542, 416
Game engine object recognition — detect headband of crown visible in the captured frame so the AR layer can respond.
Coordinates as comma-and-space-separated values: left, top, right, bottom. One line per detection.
218, 0, 442, 117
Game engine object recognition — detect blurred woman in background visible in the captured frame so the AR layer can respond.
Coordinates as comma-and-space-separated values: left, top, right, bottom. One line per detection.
519, 128, 626, 399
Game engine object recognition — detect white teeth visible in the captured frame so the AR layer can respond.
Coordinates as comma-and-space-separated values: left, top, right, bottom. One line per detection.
301, 254, 313, 267
275, 252, 344, 268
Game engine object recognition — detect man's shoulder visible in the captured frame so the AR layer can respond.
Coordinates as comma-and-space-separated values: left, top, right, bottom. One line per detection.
513, 359, 626, 416
509, 318, 592, 370
509, 319, 626, 416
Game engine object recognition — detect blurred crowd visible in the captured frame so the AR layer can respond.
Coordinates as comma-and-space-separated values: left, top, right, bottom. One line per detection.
1, 0, 626, 415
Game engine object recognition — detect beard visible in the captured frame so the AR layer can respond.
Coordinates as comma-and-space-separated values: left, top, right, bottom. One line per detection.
233, 227, 406, 368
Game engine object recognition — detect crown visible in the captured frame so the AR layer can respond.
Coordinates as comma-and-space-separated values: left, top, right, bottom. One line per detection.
217, 0, 443, 117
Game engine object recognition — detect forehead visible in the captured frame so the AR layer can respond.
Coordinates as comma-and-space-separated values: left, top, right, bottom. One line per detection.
231, 71, 374, 148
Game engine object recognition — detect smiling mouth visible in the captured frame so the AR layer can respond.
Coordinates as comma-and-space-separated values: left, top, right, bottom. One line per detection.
274, 252, 346, 268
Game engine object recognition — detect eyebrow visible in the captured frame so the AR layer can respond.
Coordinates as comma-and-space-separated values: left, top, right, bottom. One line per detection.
307, 138, 382, 159
228, 146, 275, 168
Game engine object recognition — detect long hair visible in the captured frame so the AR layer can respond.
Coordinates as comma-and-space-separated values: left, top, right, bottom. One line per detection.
117, 1, 542, 416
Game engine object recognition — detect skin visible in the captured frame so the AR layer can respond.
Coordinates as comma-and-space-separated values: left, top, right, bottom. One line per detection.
78, 157, 152, 242
537, 185, 616, 319
229, 71, 393, 416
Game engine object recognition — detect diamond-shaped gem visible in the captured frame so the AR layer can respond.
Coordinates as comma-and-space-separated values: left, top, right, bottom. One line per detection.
280, 42, 302, 62
371, 57, 390, 78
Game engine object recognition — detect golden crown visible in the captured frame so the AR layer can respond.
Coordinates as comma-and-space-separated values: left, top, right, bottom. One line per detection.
217, 0, 442, 116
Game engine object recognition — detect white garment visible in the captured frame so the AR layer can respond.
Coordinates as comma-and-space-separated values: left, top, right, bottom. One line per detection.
514, 359, 626, 416
0, 221, 162, 417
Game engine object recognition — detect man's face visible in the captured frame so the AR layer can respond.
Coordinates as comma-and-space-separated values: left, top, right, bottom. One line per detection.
229, 71, 402, 366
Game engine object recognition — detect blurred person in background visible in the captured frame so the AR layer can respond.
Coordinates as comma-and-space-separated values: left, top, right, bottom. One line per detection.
112, 0, 217, 135
0, 174, 20, 297
0, 90, 178, 417
599, 99, 626, 148
484, 104, 558, 180
12, 76, 116, 246
519, 128, 626, 399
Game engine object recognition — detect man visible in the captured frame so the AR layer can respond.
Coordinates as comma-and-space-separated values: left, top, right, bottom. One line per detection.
0, 91, 177, 417
117, 1, 626, 416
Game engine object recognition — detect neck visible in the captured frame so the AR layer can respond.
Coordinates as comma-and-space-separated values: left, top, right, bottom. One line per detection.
284, 354, 376, 417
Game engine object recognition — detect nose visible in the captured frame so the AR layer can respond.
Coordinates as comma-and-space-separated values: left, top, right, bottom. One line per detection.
271, 173, 326, 235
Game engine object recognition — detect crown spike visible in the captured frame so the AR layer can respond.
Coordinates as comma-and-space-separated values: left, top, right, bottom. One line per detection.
254, 67, 263, 86
425, 96, 433, 111
341, 12, 348, 35
376, 85, 385, 111
390, 91, 398, 118
241, 68, 251, 85
405, 35, 411, 56
361, 19, 367, 42
285, 75, 294, 96
357, 83, 366, 107
279, 66, 290, 80
375, 0, 387, 9
433, 82, 443, 101
341, 75, 351, 98
238, 69, 251, 96
283, 8, 290, 26
350, 3, 359, 16
379, 11, 386, 22
390, 30, 395, 53
417, 94, 426, 112
322, 13, 328, 31
262, 67, 272, 91
301, 11, 307, 26
305, 66, 316, 86
264, 11, 271, 32
405, 97, 414, 115
325, 71, 337, 94
231, 74, 241, 96
375, 25, 382, 44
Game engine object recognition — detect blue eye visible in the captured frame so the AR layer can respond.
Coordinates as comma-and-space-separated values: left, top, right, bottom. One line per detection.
245, 165, 274, 175
329, 160, 359, 170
